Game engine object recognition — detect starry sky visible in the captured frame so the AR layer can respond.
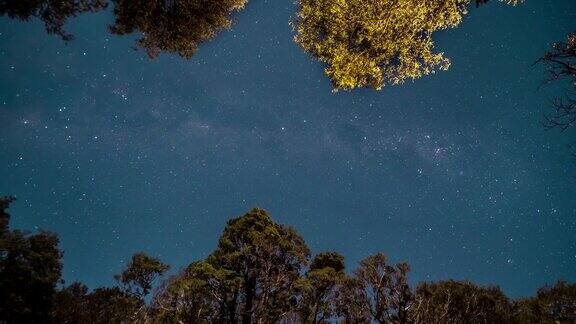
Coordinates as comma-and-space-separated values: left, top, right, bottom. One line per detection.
1, 0, 575, 298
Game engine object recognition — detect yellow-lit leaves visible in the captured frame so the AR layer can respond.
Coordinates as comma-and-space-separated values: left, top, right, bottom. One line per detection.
294, 0, 520, 91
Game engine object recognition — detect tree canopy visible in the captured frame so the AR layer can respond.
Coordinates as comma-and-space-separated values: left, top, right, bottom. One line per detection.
293, 0, 521, 91
410, 280, 514, 323
109, 0, 248, 58
0, 198, 574, 323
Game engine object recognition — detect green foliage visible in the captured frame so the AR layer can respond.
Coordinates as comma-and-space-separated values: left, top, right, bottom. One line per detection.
212, 208, 310, 323
109, 0, 248, 58
152, 260, 238, 322
0, 200, 574, 324
293, 0, 521, 91
116, 252, 169, 299
0, 0, 108, 40
294, 252, 346, 323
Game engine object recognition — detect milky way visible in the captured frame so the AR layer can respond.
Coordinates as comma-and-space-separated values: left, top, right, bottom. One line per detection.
0, 0, 575, 296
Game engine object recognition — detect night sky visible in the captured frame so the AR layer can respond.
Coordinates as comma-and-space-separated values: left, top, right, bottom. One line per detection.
1, 0, 575, 298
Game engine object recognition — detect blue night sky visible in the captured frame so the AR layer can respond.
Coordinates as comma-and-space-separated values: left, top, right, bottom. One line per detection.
0, 0, 575, 298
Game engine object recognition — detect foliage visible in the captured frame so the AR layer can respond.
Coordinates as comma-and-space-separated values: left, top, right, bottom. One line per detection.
0, 0, 108, 40
116, 252, 169, 299
409, 280, 513, 323
152, 260, 238, 322
210, 207, 310, 323
51, 283, 140, 323
294, 252, 346, 323
1, 199, 575, 323
293, 0, 521, 91
0, 196, 63, 323
109, 0, 248, 58
513, 281, 576, 323
346, 253, 412, 323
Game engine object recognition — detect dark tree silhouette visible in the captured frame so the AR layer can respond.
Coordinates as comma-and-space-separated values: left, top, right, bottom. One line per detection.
0, 196, 16, 234
538, 32, 576, 132
513, 281, 576, 323
0, 197, 63, 323
0, 0, 108, 41
109, 0, 248, 59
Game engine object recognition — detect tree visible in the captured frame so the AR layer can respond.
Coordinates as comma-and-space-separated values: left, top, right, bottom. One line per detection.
538, 32, 576, 132
51, 282, 89, 323
0, 196, 63, 323
293, 0, 520, 91
409, 280, 513, 323
116, 252, 169, 300
0, 0, 108, 41
112, 252, 168, 322
152, 260, 240, 323
334, 276, 372, 323
153, 208, 310, 323
294, 252, 346, 323
513, 281, 576, 323
210, 208, 310, 324
109, 0, 248, 59
338, 253, 412, 324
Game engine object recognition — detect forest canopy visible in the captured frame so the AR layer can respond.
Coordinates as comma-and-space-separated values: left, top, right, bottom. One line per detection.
1, 196, 574, 323
293, 0, 522, 91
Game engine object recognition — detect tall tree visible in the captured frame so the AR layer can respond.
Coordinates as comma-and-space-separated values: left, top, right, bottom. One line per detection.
334, 276, 372, 323
210, 208, 310, 324
293, 0, 521, 91
0, 0, 108, 40
338, 253, 412, 324
294, 252, 346, 323
115, 252, 169, 321
109, 0, 248, 59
